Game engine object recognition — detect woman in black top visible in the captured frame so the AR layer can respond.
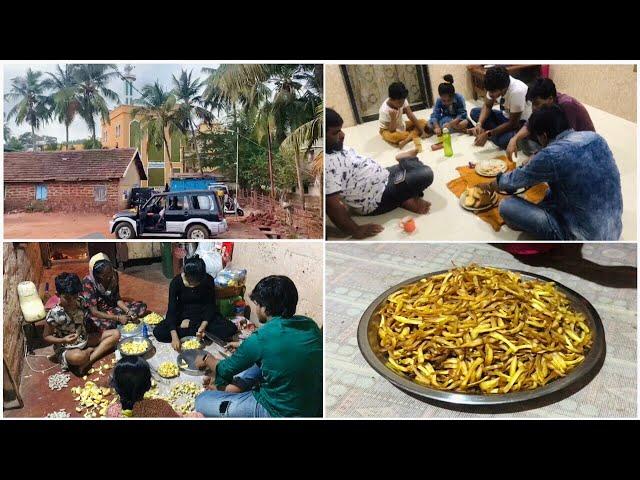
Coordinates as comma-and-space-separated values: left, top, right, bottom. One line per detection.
153, 256, 238, 351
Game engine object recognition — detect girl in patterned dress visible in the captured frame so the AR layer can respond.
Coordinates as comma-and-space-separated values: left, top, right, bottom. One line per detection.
43, 272, 120, 375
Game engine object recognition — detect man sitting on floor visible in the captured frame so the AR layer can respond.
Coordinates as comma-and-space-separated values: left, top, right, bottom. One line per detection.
194, 275, 322, 418
478, 105, 622, 240
468, 66, 532, 149
325, 108, 433, 239
506, 77, 596, 161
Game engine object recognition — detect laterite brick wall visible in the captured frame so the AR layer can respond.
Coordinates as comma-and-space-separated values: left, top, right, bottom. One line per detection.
4, 180, 121, 212
3, 243, 44, 389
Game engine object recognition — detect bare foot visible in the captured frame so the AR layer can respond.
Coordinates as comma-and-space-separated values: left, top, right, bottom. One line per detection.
397, 148, 420, 161
401, 197, 431, 214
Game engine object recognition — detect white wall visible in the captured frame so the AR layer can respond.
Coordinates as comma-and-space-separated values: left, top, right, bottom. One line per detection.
231, 242, 323, 326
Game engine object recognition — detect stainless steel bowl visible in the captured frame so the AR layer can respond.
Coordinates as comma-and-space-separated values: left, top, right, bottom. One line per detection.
118, 336, 153, 357
177, 349, 206, 376
118, 322, 144, 338
357, 269, 606, 413
180, 336, 203, 350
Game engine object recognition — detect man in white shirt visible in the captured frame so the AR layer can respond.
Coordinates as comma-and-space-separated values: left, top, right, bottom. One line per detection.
378, 82, 431, 150
468, 66, 532, 149
325, 109, 433, 239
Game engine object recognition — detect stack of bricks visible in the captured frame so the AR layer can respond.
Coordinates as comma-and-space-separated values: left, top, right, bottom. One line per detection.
238, 190, 322, 238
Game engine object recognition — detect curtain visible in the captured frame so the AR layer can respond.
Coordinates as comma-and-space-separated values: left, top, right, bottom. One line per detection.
345, 65, 423, 119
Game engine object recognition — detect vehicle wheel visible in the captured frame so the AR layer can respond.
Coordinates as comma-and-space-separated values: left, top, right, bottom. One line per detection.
115, 222, 136, 239
237, 208, 244, 216
186, 225, 209, 239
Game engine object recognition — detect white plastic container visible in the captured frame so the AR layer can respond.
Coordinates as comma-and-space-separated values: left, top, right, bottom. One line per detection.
17, 281, 46, 323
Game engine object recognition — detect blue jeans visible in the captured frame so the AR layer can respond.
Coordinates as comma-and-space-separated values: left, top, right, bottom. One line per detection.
429, 115, 455, 129
499, 196, 568, 240
470, 107, 524, 149
194, 365, 271, 418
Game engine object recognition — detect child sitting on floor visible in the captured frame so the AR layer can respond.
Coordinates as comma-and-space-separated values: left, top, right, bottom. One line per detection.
108, 356, 181, 418
430, 74, 470, 136
379, 81, 431, 150
43, 272, 120, 375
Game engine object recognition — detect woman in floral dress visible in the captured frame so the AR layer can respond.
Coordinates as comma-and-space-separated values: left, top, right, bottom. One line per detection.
82, 253, 147, 332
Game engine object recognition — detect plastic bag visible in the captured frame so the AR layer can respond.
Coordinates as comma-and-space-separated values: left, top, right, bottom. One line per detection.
194, 243, 224, 278
214, 268, 247, 287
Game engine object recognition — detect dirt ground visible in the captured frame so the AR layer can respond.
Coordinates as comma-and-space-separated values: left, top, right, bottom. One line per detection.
4, 211, 272, 239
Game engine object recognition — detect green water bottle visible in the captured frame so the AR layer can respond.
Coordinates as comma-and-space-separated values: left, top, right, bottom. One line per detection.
443, 128, 453, 157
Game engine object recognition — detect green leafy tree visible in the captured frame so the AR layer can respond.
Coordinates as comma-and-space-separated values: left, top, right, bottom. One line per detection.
4, 68, 51, 150
172, 69, 212, 172
43, 65, 80, 150
131, 82, 179, 165
83, 138, 102, 149
5, 136, 25, 151
73, 64, 120, 143
202, 64, 321, 208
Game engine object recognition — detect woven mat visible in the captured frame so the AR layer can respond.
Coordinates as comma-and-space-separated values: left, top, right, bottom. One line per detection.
446, 155, 548, 231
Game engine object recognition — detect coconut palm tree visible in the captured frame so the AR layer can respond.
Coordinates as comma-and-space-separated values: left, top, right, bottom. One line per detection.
204, 64, 322, 209
4, 69, 51, 151
280, 102, 324, 211
131, 82, 178, 166
43, 64, 80, 150
172, 69, 213, 172
73, 64, 120, 144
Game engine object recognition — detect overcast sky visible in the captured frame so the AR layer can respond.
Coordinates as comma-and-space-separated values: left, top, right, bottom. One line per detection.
3, 63, 217, 141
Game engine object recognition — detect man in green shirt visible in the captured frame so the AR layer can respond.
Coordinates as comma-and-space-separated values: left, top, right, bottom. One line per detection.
194, 275, 323, 417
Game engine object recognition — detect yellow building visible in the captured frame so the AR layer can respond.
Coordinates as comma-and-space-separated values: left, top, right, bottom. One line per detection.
100, 104, 185, 187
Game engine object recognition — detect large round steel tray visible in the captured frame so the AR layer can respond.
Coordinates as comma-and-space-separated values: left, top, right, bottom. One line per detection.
357, 269, 606, 413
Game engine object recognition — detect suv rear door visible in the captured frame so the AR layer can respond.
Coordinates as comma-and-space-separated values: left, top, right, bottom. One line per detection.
188, 193, 222, 223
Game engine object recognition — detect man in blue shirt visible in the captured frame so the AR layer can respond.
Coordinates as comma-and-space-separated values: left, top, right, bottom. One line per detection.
479, 105, 622, 240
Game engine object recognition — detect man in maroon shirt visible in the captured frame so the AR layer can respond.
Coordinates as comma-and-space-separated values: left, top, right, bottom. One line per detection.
506, 78, 595, 161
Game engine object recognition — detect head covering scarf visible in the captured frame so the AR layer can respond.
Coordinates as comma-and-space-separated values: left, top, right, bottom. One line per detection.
88, 253, 116, 296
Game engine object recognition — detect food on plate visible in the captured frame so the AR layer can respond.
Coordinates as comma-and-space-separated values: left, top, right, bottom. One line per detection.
179, 359, 189, 369
476, 158, 507, 176
122, 323, 139, 333
143, 312, 163, 325
120, 339, 149, 355
464, 187, 494, 209
376, 265, 593, 394
158, 362, 179, 378
182, 338, 201, 350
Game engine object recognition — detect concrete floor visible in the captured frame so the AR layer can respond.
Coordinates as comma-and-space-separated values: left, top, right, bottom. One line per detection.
327, 100, 637, 240
5, 261, 170, 418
